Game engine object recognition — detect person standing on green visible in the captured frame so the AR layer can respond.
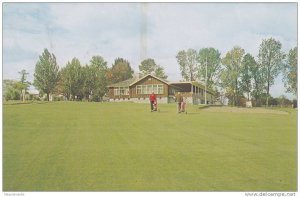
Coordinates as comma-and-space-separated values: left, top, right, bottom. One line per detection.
175, 92, 183, 113
149, 91, 157, 112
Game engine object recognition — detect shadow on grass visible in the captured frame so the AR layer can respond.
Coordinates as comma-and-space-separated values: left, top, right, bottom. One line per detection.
149, 110, 197, 115
198, 104, 224, 110
150, 110, 170, 113
3, 101, 49, 105
158, 111, 201, 116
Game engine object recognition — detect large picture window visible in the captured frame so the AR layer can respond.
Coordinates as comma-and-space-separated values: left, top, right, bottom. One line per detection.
114, 88, 120, 96
136, 84, 164, 94
136, 86, 142, 95
157, 85, 163, 94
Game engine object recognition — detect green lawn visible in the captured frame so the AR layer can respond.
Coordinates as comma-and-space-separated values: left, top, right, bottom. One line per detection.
3, 102, 297, 191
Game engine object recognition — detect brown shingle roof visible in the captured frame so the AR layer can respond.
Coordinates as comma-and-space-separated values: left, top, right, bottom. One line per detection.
107, 74, 169, 88
129, 74, 169, 86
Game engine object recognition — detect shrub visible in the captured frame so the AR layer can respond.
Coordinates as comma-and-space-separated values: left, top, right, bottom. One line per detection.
5, 87, 21, 101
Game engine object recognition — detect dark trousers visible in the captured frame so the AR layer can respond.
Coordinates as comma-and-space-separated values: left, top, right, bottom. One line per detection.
178, 102, 182, 112
150, 101, 154, 111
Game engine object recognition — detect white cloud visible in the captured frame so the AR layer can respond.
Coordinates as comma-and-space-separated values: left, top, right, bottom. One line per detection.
44, 3, 143, 69
145, 3, 297, 56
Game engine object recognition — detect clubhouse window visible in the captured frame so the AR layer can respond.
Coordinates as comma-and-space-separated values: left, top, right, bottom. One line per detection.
114, 87, 129, 96
136, 84, 164, 95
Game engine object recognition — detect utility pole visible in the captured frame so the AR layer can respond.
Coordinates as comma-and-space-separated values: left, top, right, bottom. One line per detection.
205, 56, 207, 105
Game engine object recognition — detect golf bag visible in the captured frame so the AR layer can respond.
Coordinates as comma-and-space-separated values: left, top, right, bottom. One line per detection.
180, 101, 186, 112
153, 101, 158, 111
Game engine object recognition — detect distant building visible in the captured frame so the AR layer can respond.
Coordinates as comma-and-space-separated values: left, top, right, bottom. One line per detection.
107, 74, 216, 104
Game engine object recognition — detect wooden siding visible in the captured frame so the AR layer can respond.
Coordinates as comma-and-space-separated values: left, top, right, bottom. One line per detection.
108, 87, 114, 98
130, 76, 169, 98
107, 75, 216, 104
108, 87, 131, 100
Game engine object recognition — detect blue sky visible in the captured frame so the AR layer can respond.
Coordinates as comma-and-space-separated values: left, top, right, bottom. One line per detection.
2, 2, 297, 99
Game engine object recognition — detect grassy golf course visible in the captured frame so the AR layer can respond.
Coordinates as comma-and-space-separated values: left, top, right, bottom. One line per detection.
3, 102, 297, 191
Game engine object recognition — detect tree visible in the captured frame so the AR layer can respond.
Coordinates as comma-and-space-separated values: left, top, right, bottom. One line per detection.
197, 48, 221, 89
139, 58, 167, 79
88, 56, 108, 101
283, 47, 297, 95
18, 69, 30, 89
81, 65, 93, 100
258, 38, 285, 106
54, 70, 64, 96
240, 54, 255, 101
154, 66, 167, 80
276, 95, 292, 107
34, 49, 59, 101
107, 58, 134, 84
176, 49, 198, 81
18, 69, 31, 101
221, 46, 245, 106
60, 58, 84, 100
4, 70, 31, 102
247, 55, 265, 106
3, 80, 21, 101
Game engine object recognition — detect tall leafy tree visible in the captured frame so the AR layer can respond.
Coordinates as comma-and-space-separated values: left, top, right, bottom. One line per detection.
54, 70, 64, 96
34, 49, 59, 101
283, 47, 297, 95
139, 58, 167, 79
81, 65, 93, 100
107, 58, 134, 84
88, 56, 108, 101
18, 69, 30, 90
240, 54, 254, 101
221, 46, 245, 106
197, 48, 221, 89
258, 37, 285, 106
18, 69, 31, 101
176, 49, 198, 81
139, 58, 156, 76
154, 66, 167, 80
244, 54, 265, 106
60, 58, 84, 100
59, 69, 71, 99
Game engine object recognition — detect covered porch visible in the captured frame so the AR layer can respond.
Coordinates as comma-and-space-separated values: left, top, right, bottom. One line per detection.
169, 82, 207, 104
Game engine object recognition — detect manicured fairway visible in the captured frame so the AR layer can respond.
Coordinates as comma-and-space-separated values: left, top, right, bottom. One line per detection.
3, 102, 297, 191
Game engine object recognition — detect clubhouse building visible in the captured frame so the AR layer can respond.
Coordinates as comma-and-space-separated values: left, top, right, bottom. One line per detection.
107, 74, 216, 105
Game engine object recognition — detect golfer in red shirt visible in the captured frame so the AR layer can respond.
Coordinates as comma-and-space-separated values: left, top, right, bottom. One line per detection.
149, 92, 157, 112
